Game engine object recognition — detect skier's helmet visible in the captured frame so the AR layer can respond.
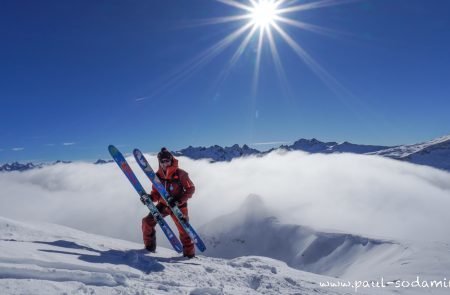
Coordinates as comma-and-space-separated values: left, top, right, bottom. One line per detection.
158, 147, 173, 163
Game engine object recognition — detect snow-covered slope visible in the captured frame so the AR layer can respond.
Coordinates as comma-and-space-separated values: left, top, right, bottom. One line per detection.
369, 135, 450, 170
202, 195, 450, 294
202, 195, 400, 278
0, 216, 365, 295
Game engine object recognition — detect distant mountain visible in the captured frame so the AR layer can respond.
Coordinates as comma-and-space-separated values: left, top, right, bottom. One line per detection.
176, 139, 390, 161
174, 144, 260, 162
53, 160, 72, 165
0, 162, 38, 172
280, 138, 390, 154
0, 160, 71, 172
369, 135, 450, 171
94, 159, 114, 165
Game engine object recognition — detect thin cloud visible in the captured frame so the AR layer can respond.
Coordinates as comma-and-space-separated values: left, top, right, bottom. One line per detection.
62, 142, 76, 146
135, 96, 148, 102
12, 147, 25, 151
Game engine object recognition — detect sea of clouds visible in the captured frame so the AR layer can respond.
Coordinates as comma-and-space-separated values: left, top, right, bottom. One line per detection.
1, 150, 449, 247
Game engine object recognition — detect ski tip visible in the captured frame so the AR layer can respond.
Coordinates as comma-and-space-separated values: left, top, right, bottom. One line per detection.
133, 149, 146, 161
108, 145, 117, 153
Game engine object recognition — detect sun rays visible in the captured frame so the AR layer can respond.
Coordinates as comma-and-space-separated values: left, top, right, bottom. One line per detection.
143, 0, 357, 101
214, 0, 357, 96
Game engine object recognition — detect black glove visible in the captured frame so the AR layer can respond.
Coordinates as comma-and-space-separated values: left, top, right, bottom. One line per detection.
140, 194, 149, 205
167, 196, 177, 207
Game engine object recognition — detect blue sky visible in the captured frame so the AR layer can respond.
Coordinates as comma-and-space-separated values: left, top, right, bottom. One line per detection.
1, 0, 449, 163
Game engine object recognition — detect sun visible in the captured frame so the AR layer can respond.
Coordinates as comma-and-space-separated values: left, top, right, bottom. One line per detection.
145, 1, 355, 101
249, 0, 280, 28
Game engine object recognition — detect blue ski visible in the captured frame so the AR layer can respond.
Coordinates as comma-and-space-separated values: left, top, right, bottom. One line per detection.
133, 148, 207, 252
108, 145, 183, 253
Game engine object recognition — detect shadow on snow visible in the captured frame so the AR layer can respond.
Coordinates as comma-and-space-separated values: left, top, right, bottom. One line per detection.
34, 240, 164, 273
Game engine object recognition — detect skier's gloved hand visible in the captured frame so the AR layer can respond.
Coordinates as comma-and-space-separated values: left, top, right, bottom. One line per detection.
180, 214, 188, 223
167, 196, 177, 207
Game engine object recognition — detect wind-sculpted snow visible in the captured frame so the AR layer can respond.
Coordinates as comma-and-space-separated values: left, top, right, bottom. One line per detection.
200, 195, 401, 277
201, 195, 450, 293
0, 216, 361, 295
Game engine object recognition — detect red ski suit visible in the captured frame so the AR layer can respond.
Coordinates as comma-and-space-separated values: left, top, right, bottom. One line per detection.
141, 157, 195, 256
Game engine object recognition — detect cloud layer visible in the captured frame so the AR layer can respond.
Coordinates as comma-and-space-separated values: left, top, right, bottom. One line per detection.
1, 151, 449, 246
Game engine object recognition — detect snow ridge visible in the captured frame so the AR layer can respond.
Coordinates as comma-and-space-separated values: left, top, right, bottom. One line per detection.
0, 216, 359, 295
368, 135, 450, 170
201, 195, 403, 279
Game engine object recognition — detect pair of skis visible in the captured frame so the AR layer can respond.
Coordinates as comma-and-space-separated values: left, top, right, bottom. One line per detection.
108, 145, 206, 253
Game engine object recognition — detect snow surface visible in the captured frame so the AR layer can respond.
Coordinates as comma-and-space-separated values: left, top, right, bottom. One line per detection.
1, 216, 367, 295
369, 135, 450, 170
201, 195, 450, 291
2, 213, 450, 294
369, 135, 450, 159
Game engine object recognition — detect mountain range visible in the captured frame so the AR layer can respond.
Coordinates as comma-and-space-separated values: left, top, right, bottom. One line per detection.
1, 135, 449, 172
177, 135, 450, 171
0, 160, 71, 172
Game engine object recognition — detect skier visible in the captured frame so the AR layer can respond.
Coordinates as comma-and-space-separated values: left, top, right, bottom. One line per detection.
141, 147, 196, 258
